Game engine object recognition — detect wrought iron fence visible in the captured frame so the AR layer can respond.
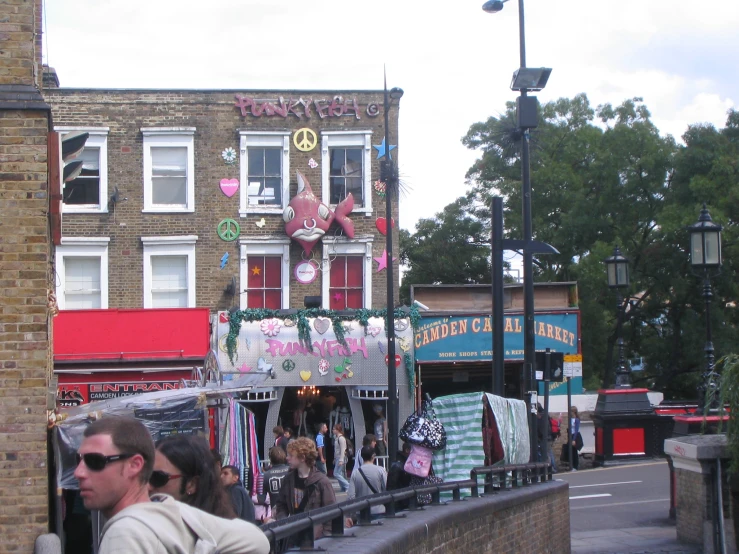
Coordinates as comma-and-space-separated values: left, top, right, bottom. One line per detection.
260, 462, 552, 551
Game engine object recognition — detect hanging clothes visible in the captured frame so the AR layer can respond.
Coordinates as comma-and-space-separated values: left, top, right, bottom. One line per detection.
220, 400, 263, 496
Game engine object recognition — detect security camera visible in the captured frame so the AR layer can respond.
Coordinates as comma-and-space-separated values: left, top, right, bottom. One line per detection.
413, 300, 430, 311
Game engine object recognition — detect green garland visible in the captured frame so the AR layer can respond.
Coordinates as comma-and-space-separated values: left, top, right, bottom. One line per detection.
226, 305, 420, 398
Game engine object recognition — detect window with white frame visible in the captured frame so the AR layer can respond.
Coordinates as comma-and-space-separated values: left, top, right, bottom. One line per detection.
239, 238, 290, 309
321, 131, 372, 213
142, 236, 197, 308
239, 132, 290, 216
322, 236, 373, 309
55, 127, 109, 213
55, 238, 109, 309
142, 128, 195, 212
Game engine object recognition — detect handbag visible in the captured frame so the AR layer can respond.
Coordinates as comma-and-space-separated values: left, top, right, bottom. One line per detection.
404, 444, 433, 478
410, 474, 444, 506
399, 399, 447, 450
575, 432, 584, 452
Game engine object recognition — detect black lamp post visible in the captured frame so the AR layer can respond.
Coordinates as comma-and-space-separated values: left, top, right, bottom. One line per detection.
688, 204, 722, 415
381, 78, 404, 467
483, 0, 552, 462
604, 246, 631, 388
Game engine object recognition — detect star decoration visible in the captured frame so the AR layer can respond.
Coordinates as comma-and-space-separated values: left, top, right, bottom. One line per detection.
251, 266, 261, 275
372, 138, 396, 160
333, 292, 344, 302
238, 363, 252, 373
373, 249, 397, 272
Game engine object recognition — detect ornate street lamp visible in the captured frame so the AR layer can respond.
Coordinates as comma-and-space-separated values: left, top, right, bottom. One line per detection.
483, 0, 552, 462
688, 204, 723, 414
381, 76, 404, 466
604, 246, 631, 388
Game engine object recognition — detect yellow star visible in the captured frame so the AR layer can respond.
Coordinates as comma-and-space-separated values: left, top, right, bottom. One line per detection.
251, 266, 261, 276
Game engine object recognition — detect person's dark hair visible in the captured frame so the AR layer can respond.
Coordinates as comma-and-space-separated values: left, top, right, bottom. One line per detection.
401, 442, 412, 455
211, 449, 222, 465
156, 434, 236, 519
83, 417, 154, 484
283, 426, 293, 436
315, 422, 327, 433
360, 445, 375, 462
362, 434, 376, 447
222, 465, 240, 479
273, 425, 284, 436
269, 446, 287, 465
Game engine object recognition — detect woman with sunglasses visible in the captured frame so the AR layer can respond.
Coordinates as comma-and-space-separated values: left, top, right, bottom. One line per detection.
151, 434, 236, 519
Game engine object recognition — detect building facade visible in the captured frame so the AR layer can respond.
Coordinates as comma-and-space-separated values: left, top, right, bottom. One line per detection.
44, 79, 401, 313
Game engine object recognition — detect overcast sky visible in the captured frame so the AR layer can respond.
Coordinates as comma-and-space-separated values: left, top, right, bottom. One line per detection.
44, 0, 738, 244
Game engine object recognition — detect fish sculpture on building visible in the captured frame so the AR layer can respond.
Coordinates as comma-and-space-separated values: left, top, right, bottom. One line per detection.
283, 171, 355, 254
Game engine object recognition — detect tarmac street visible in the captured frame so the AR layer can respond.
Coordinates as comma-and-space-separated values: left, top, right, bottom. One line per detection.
560, 460, 702, 554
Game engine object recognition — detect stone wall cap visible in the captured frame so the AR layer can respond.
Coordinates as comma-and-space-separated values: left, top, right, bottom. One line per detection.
664, 434, 728, 462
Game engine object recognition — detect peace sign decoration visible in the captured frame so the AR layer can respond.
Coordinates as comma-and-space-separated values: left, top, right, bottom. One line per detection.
293, 128, 317, 152
217, 218, 240, 241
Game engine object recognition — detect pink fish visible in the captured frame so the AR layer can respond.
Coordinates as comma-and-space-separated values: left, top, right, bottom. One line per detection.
283, 171, 355, 254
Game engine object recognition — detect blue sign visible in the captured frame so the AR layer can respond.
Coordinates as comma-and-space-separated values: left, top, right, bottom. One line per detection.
414, 313, 579, 363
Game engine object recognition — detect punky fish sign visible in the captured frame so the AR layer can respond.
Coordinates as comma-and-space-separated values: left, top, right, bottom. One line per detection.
283, 171, 355, 254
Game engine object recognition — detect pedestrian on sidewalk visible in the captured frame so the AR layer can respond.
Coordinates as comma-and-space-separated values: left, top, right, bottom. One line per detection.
331, 423, 350, 492
568, 406, 582, 471
221, 465, 256, 523
347, 446, 387, 520
314, 422, 328, 474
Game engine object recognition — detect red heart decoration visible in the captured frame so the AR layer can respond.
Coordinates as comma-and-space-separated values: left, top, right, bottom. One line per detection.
335, 377, 342, 382
376, 217, 395, 236
219, 313, 229, 323
384, 355, 402, 368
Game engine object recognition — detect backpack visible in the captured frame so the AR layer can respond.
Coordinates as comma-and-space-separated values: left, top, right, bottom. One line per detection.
549, 417, 561, 439
345, 436, 354, 458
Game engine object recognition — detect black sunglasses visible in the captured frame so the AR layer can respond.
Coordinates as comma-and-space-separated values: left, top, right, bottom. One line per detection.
75, 452, 133, 472
149, 470, 183, 488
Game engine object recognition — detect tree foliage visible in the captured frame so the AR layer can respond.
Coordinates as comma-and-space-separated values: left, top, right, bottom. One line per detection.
401, 93, 739, 399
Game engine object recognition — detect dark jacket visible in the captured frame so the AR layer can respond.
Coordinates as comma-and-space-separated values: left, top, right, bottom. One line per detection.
273, 467, 336, 539
387, 452, 413, 510
227, 481, 256, 523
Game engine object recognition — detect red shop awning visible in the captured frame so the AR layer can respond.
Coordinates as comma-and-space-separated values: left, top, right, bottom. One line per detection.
54, 308, 211, 363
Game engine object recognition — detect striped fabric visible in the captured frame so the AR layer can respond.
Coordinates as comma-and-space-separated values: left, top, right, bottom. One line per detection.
485, 393, 530, 464
431, 393, 486, 492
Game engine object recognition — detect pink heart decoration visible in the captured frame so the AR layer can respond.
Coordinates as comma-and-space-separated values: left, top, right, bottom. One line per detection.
220, 178, 239, 197
219, 312, 229, 323
375, 217, 395, 236
367, 325, 382, 337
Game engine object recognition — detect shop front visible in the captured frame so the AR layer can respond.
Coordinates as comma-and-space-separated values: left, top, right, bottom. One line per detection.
54, 308, 212, 407
214, 311, 415, 460
414, 312, 582, 399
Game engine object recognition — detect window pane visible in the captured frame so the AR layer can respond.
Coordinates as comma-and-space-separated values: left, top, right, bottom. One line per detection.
264, 148, 281, 176
346, 257, 363, 287
330, 149, 345, 175
152, 147, 186, 172
263, 177, 280, 205
65, 257, 101, 309
152, 176, 187, 205
247, 256, 265, 288
264, 256, 281, 287
264, 290, 281, 309
151, 256, 187, 288
152, 290, 188, 308
346, 289, 363, 309
330, 256, 346, 287
248, 148, 265, 176
346, 148, 362, 166
329, 176, 345, 204
329, 289, 344, 310
63, 147, 100, 206
247, 292, 264, 309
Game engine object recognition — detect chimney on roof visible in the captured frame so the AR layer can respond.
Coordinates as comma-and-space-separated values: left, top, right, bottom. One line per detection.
42, 66, 59, 89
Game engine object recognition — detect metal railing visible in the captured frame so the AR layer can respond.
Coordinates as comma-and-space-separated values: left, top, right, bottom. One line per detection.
261, 462, 552, 551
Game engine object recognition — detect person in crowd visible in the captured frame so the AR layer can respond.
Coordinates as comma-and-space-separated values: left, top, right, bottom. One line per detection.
569, 406, 582, 471
263, 446, 290, 508
283, 426, 295, 445
273, 426, 289, 452
536, 404, 557, 473
387, 442, 413, 490
315, 422, 328, 474
74, 417, 269, 554
347, 446, 387, 519
211, 449, 223, 473
353, 434, 377, 472
272, 437, 337, 541
221, 465, 256, 523
331, 423, 350, 492
152, 434, 236, 519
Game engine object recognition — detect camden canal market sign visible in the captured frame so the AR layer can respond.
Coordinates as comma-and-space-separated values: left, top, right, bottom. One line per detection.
414, 314, 579, 363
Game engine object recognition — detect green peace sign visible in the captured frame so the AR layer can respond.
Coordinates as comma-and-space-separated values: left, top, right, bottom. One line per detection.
282, 359, 296, 372
217, 218, 240, 241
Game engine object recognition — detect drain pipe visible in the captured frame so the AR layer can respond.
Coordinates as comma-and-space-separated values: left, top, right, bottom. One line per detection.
713, 457, 727, 554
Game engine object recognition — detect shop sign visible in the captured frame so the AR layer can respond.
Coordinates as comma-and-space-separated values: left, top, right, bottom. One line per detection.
414, 313, 579, 363
57, 381, 181, 407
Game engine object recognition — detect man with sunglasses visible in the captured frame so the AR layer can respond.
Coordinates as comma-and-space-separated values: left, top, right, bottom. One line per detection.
75, 417, 269, 554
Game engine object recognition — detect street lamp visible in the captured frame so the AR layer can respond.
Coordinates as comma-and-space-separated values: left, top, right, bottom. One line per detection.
688, 204, 723, 414
484, 0, 552, 462
604, 246, 631, 388
381, 75, 404, 467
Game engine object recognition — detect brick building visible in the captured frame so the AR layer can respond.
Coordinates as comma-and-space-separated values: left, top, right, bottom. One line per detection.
43, 79, 401, 313
0, 0, 54, 551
